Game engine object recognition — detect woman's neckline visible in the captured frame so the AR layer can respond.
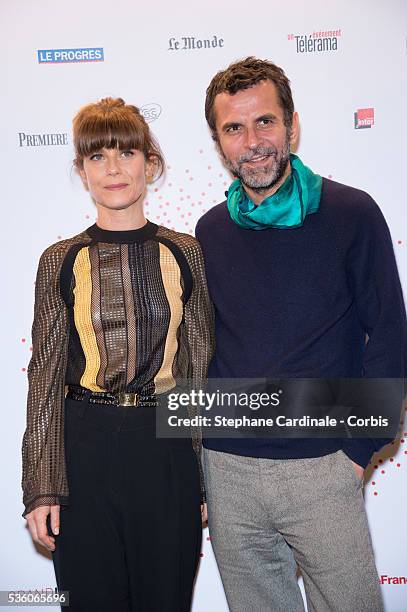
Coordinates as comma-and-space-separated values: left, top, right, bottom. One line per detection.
86, 220, 159, 244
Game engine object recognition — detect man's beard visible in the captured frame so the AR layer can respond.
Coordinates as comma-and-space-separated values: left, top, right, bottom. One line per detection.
223, 137, 291, 193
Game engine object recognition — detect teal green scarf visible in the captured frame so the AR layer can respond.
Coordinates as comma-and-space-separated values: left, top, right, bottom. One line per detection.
227, 154, 322, 230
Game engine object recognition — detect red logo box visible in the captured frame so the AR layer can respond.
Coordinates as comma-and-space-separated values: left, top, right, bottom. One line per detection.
354, 108, 374, 129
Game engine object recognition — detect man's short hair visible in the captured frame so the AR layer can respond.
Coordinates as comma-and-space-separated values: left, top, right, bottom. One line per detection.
205, 56, 294, 142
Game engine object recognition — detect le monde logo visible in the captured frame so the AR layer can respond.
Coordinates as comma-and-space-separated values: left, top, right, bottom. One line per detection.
168, 35, 224, 51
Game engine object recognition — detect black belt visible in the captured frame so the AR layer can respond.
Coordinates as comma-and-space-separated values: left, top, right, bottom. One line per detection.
66, 385, 158, 407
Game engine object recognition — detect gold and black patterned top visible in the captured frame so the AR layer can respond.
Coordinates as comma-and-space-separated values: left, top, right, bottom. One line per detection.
22, 221, 214, 516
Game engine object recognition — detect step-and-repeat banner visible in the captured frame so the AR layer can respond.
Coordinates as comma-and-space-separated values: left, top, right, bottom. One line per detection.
2, 0, 406, 609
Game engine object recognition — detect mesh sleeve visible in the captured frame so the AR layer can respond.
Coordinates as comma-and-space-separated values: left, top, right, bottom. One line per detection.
22, 243, 73, 517
183, 240, 215, 502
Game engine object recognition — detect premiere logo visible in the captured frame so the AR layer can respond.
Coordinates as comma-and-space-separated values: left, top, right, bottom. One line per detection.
168, 35, 224, 51
288, 29, 341, 53
18, 133, 68, 147
354, 108, 374, 129
37, 48, 104, 64
140, 103, 162, 123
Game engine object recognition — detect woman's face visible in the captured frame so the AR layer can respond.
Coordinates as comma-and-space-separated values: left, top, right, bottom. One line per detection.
80, 147, 154, 212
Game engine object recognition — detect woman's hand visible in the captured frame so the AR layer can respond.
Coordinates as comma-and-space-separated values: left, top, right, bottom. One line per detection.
26, 505, 60, 552
201, 503, 208, 526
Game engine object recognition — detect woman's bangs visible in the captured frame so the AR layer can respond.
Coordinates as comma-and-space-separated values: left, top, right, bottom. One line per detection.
77, 114, 144, 158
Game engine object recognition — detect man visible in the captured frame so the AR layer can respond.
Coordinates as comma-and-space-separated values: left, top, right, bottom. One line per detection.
195, 57, 407, 612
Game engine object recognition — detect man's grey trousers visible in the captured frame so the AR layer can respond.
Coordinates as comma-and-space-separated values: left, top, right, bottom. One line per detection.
203, 448, 383, 612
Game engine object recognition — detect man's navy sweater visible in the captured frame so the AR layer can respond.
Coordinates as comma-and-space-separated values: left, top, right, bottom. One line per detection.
195, 178, 407, 467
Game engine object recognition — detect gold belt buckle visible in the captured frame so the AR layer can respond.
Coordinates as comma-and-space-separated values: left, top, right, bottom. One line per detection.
117, 392, 140, 407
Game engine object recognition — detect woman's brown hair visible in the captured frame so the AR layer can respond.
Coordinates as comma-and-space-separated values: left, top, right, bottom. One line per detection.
73, 97, 164, 180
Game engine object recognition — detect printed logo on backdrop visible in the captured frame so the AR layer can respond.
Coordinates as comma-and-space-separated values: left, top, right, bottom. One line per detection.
37, 48, 104, 64
168, 35, 224, 51
140, 103, 162, 123
18, 132, 68, 147
17, 102, 159, 146
288, 29, 341, 53
18, 102, 158, 147
354, 108, 374, 129
380, 575, 407, 585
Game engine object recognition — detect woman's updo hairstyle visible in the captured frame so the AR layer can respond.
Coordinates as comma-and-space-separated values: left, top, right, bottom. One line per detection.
73, 97, 164, 180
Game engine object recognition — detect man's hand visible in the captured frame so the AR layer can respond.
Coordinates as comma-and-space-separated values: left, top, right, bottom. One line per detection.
26, 505, 60, 552
201, 503, 208, 525
349, 459, 364, 481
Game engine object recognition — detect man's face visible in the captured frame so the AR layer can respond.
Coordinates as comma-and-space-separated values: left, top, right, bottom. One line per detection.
214, 80, 298, 202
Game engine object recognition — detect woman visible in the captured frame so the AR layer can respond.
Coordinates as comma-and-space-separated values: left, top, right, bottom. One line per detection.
22, 97, 214, 611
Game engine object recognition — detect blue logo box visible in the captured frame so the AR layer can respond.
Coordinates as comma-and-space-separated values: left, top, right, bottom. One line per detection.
38, 48, 104, 64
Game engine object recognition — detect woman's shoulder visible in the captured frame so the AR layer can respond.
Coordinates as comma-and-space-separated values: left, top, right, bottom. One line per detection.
37, 230, 92, 269
155, 225, 204, 275
155, 224, 201, 253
